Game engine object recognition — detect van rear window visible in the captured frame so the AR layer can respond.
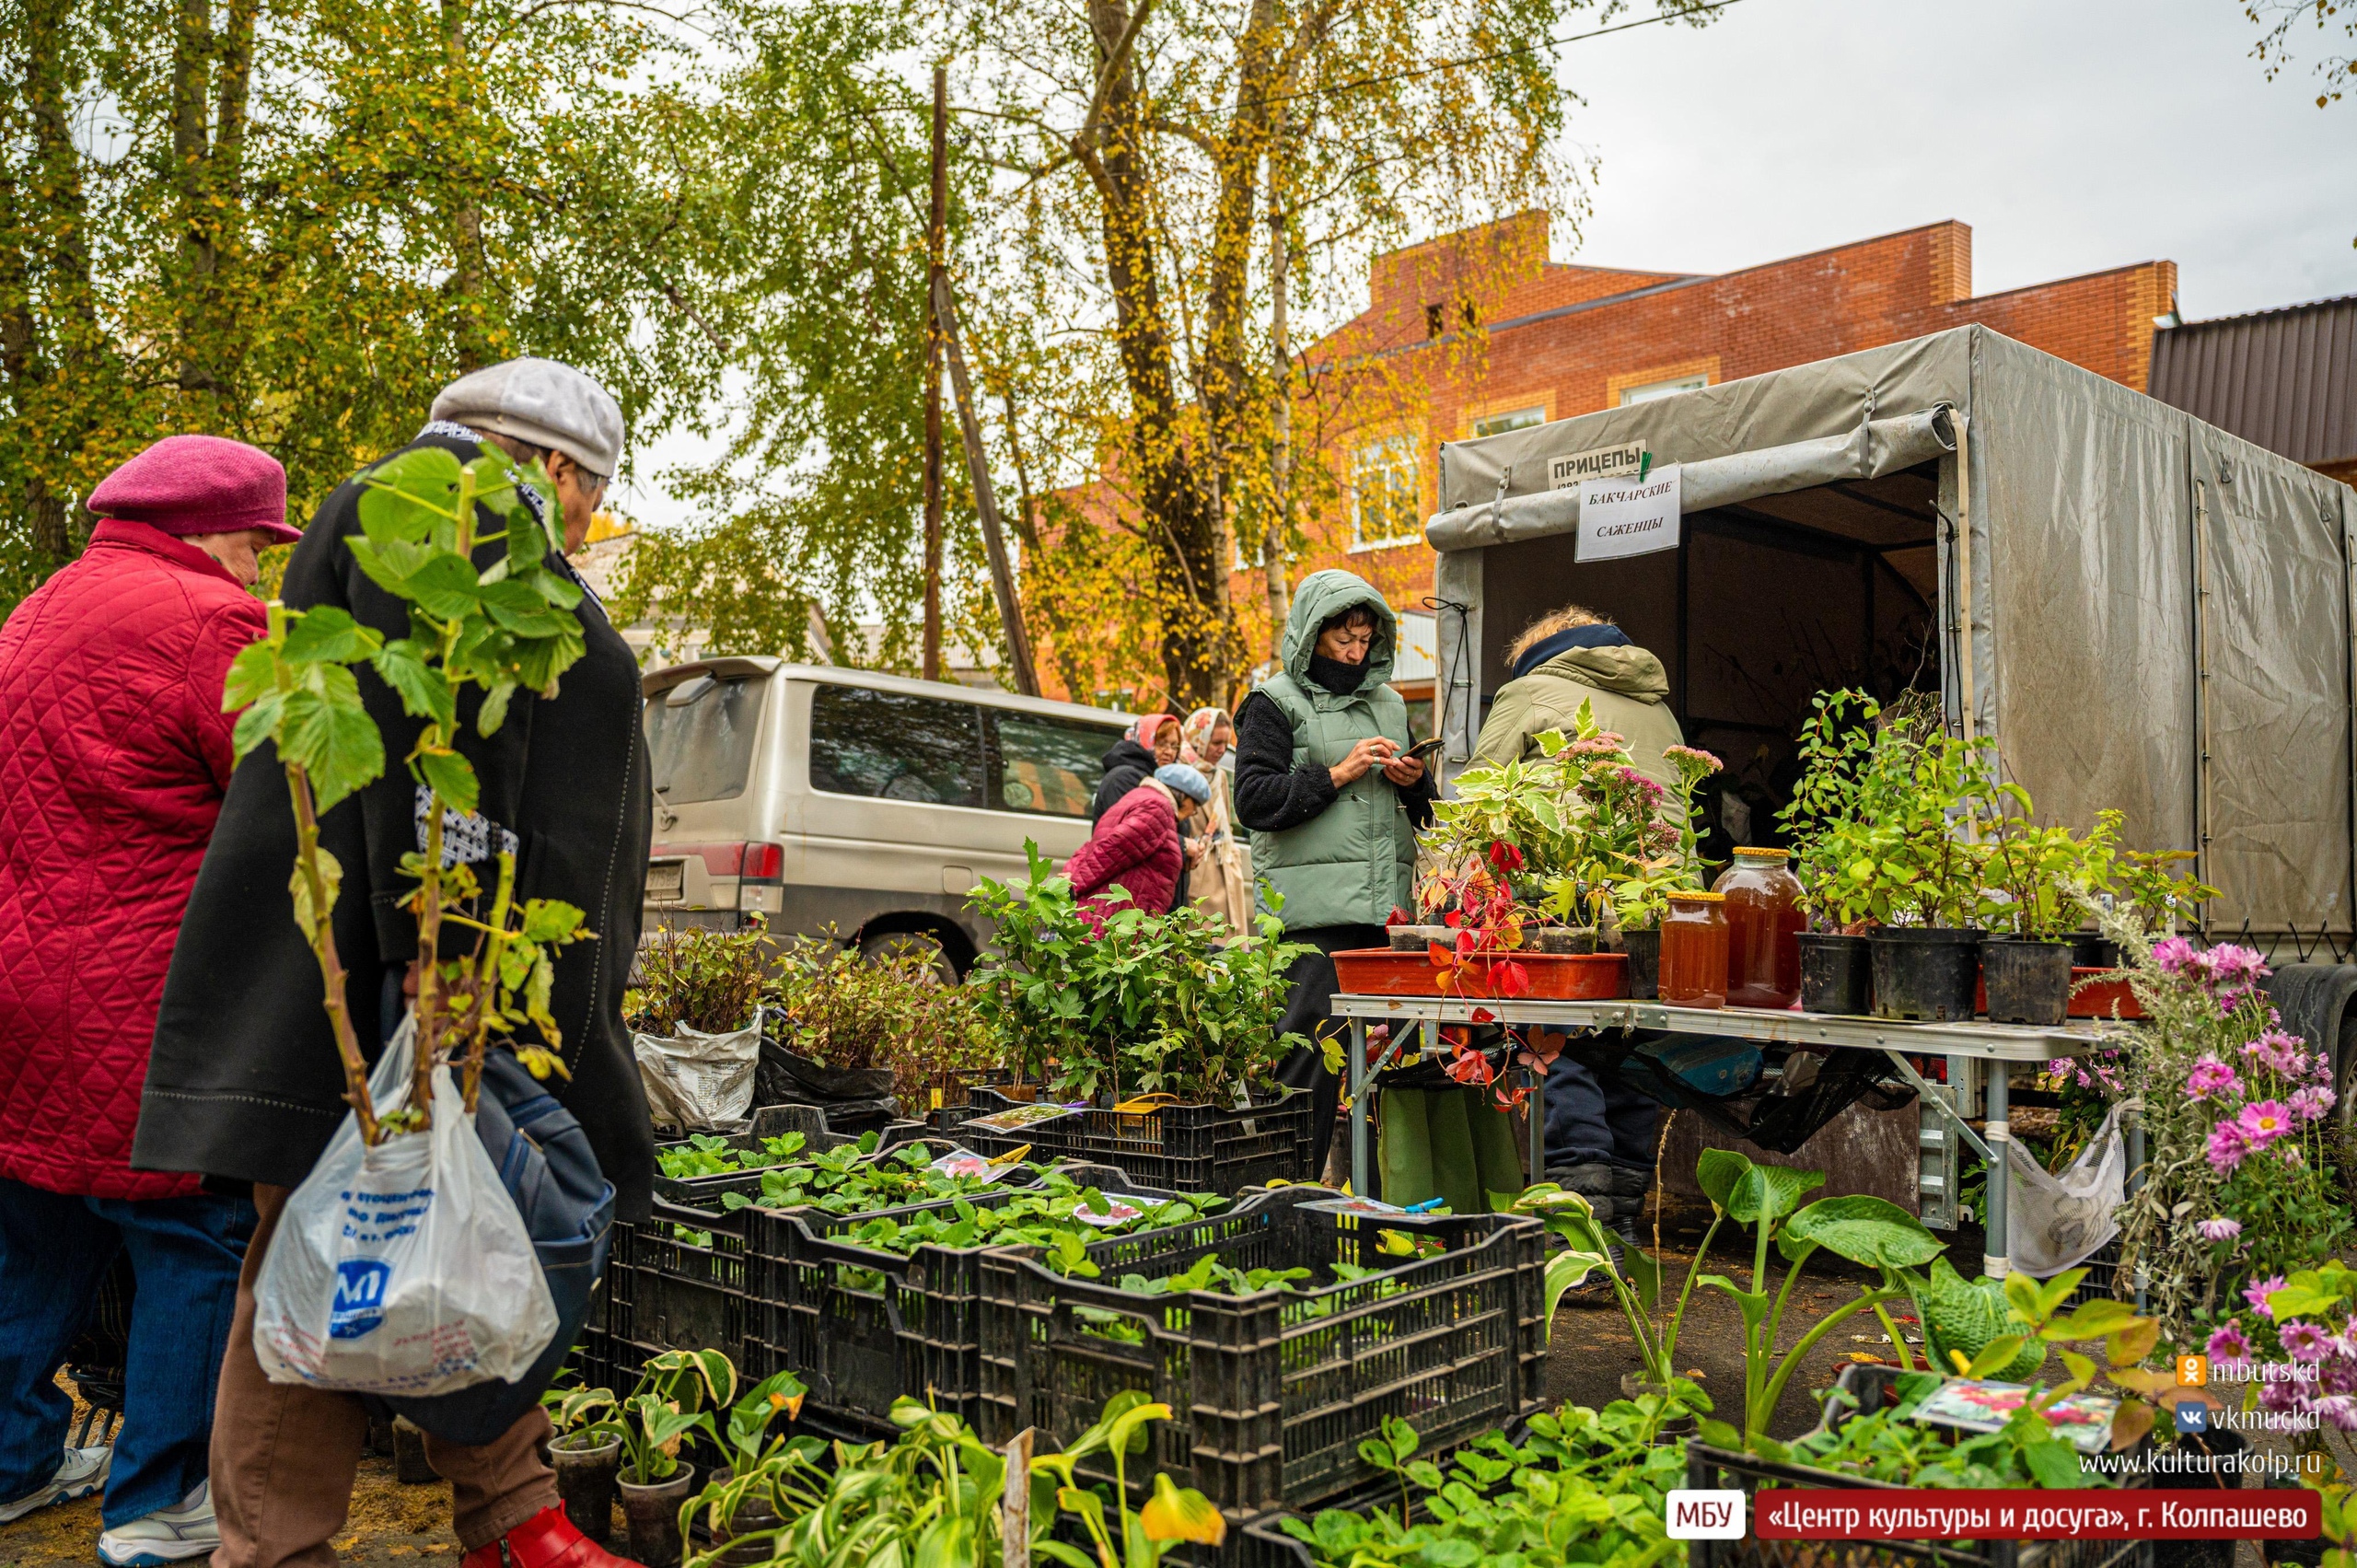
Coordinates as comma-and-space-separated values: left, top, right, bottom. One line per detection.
808, 685, 983, 807
644, 674, 764, 804
991, 713, 1125, 818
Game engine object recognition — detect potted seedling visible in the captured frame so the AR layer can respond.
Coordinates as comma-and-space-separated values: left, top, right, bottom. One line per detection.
628, 918, 773, 1133
611, 1350, 735, 1568
541, 1383, 622, 1546
1781, 691, 1881, 1013
1980, 796, 2088, 1025
687, 1370, 808, 1566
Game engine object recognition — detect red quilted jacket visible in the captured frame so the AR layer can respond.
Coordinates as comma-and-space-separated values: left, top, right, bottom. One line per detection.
0, 521, 266, 1198
1063, 784, 1181, 930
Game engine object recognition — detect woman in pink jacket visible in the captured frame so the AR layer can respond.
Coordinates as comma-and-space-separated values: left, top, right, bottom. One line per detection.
1064, 764, 1212, 929
0, 436, 298, 1562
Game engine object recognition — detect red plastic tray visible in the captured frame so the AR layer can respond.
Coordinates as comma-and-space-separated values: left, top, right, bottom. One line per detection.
1329, 948, 1629, 1001
1972, 966, 2144, 1020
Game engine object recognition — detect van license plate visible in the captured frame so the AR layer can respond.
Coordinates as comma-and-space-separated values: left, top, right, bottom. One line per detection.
646, 861, 685, 902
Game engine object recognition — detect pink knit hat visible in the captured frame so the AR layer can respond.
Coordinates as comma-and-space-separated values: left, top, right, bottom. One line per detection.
87, 434, 299, 544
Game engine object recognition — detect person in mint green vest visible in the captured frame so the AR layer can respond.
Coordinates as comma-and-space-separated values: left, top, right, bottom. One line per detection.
1234, 570, 1515, 1208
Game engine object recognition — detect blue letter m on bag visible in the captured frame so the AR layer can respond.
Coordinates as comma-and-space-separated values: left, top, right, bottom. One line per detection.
331, 1259, 393, 1340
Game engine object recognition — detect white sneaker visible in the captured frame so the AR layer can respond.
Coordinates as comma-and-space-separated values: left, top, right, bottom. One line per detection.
0, 1444, 111, 1523
97, 1481, 219, 1567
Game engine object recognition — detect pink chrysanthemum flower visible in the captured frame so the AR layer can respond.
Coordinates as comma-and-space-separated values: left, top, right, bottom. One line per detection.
2195, 1216, 2243, 1244
2282, 1321, 2333, 1363
2308, 1394, 2357, 1431
2237, 1100, 2293, 1146
2293, 1086, 2337, 1122
2207, 1321, 2253, 1365
2153, 936, 2199, 974
2246, 1275, 2290, 1318
2207, 1121, 2252, 1175
2187, 1055, 2242, 1098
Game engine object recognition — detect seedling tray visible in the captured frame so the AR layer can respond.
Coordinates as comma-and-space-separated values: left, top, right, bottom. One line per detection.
742, 1163, 1176, 1433
653, 1104, 931, 1202
977, 1186, 1546, 1517
951, 1086, 1311, 1195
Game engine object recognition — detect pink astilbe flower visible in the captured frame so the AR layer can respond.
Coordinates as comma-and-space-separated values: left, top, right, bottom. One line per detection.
2238, 1100, 2294, 1146
2153, 936, 2200, 975
2282, 1321, 2333, 1363
2188, 1055, 2242, 1099
2195, 1216, 2243, 1243
2247, 1275, 2290, 1318
2293, 1086, 2338, 1122
2207, 1121, 2253, 1175
2207, 1321, 2254, 1365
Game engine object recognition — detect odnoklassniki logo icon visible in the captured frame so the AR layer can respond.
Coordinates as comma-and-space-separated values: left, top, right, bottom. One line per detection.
330, 1258, 393, 1340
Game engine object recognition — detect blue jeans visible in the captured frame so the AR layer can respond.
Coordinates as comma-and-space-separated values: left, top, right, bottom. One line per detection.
0, 1178, 254, 1525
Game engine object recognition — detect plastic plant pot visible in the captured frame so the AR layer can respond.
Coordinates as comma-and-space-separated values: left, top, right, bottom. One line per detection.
704, 1467, 784, 1568
549, 1434, 621, 1547
1981, 937, 2073, 1025
618, 1463, 697, 1568
2069, 932, 2121, 969
1620, 927, 1661, 1000
1526, 926, 1598, 954
1796, 932, 1871, 1015
1866, 928, 1985, 1022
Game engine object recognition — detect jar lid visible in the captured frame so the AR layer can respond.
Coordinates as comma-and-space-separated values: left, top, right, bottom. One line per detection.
1666, 889, 1726, 903
1732, 846, 1790, 860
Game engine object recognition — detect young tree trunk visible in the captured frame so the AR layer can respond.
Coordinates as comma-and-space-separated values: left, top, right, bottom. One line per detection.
442, 0, 493, 372
1079, 0, 1227, 709
1263, 139, 1293, 656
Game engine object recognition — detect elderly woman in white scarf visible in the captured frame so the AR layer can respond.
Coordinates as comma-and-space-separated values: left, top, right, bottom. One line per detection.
1179, 707, 1253, 935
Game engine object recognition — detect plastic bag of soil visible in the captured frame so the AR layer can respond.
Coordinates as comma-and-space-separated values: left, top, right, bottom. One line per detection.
752, 1030, 895, 1107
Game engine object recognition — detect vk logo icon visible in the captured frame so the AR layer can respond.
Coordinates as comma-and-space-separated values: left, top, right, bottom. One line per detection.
330, 1258, 392, 1340
2174, 1400, 2210, 1434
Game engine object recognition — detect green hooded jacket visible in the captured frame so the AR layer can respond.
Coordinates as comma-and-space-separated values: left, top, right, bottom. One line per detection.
1248, 569, 1419, 931
1470, 641, 1689, 794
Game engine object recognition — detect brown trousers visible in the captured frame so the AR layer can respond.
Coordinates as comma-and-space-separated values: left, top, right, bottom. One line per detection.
210, 1183, 559, 1568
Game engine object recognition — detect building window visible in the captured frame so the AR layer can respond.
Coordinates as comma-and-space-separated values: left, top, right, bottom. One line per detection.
1423, 303, 1444, 340
1472, 406, 1544, 438
1619, 374, 1708, 406
1350, 435, 1422, 550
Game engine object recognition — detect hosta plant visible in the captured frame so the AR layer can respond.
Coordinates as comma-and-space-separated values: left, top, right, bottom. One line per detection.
227, 443, 590, 1141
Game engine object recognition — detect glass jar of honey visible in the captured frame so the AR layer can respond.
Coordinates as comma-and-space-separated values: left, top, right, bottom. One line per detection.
1713, 847, 1805, 1009
1658, 891, 1729, 1009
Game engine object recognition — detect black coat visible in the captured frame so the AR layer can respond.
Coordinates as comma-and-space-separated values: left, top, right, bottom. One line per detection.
1090, 738, 1157, 823
132, 435, 658, 1222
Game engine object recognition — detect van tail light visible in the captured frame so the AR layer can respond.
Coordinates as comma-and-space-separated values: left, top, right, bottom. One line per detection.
741, 842, 784, 882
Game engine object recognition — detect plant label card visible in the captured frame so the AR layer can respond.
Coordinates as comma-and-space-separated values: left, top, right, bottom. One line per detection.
962, 1102, 1084, 1133
928, 1150, 1002, 1179
1301, 1195, 1409, 1217
1910, 1378, 2120, 1454
1070, 1199, 1144, 1228
1575, 465, 1681, 562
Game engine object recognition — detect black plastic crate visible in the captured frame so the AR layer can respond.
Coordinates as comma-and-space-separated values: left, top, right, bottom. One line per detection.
978, 1186, 1546, 1518
951, 1086, 1312, 1195
743, 1163, 1177, 1433
654, 1104, 932, 1202
921, 1070, 1028, 1131
607, 1182, 760, 1360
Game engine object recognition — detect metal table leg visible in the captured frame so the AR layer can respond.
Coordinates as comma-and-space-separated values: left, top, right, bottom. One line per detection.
1984, 1064, 2010, 1280
1349, 1019, 1369, 1198
1526, 1043, 1545, 1184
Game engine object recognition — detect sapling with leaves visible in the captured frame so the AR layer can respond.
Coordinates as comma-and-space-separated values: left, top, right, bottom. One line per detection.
602, 1348, 742, 1485
226, 443, 592, 1141
1032, 1390, 1226, 1568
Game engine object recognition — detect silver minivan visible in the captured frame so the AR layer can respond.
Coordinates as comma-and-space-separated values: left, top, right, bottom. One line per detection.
639, 658, 1132, 975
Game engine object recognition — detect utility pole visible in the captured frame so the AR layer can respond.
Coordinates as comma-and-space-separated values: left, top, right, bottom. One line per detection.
921, 64, 946, 682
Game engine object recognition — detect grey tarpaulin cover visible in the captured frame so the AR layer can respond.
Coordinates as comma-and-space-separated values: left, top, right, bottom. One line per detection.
1425, 323, 2357, 944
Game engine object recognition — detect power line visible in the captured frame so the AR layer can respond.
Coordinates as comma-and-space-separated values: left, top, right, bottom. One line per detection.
1261, 0, 1748, 110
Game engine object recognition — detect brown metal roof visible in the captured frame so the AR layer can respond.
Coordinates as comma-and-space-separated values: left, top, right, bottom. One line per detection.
2148, 295, 2357, 469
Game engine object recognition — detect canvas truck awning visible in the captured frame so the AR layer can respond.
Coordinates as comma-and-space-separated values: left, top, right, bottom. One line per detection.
1422, 323, 2357, 945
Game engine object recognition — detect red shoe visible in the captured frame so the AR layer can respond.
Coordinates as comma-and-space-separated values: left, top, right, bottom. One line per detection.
462, 1506, 632, 1568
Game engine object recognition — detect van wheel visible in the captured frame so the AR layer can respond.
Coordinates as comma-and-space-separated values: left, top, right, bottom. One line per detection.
859, 930, 958, 985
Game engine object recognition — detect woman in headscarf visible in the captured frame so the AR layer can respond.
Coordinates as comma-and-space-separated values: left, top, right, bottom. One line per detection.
1179, 707, 1252, 935
1090, 714, 1179, 823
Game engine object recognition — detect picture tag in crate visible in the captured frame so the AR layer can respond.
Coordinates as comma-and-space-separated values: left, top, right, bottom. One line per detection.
1002, 1428, 1034, 1568
1070, 1198, 1144, 1228
1300, 1195, 1408, 1217
929, 1149, 1016, 1179
965, 1103, 1086, 1134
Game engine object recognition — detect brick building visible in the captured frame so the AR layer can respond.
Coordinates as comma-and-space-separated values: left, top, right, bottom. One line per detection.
1260, 213, 2180, 641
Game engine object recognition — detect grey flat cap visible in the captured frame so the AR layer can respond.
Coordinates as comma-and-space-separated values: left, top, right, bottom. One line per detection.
431, 357, 623, 476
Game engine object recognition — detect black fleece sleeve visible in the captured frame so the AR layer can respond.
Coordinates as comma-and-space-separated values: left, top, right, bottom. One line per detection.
1400, 764, 1438, 830
1233, 691, 1339, 833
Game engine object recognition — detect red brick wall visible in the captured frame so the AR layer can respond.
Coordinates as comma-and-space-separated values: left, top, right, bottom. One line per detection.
1253, 217, 2178, 617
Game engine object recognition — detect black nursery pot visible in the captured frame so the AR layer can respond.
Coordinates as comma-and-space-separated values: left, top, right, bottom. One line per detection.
2155, 1430, 2244, 1568
550, 1434, 621, 1548
1981, 937, 2074, 1026
2070, 932, 2121, 969
1867, 928, 1985, 1022
1621, 928, 1661, 1000
618, 1463, 697, 1568
1796, 933, 1872, 1015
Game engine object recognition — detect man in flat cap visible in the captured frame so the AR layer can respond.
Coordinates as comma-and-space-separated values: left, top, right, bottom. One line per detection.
135, 360, 654, 1568
0, 436, 298, 1563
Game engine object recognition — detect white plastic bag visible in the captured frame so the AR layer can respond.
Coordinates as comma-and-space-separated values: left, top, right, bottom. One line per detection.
633, 1017, 760, 1132
253, 1016, 559, 1395
2006, 1102, 2128, 1277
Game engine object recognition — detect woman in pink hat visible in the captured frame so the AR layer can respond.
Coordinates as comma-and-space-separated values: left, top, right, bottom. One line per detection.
0, 434, 299, 1563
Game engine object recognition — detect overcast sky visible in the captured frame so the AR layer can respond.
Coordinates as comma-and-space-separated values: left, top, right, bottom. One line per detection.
620, 0, 2353, 529
1551, 0, 2355, 317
